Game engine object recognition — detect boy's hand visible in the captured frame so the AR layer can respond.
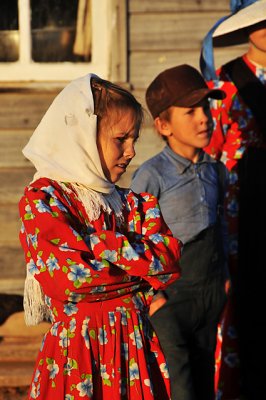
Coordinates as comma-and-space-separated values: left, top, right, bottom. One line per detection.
149, 291, 167, 316
225, 278, 232, 296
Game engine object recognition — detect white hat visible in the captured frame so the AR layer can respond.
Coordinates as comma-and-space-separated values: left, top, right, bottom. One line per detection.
200, 0, 266, 80
213, 0, 266, 46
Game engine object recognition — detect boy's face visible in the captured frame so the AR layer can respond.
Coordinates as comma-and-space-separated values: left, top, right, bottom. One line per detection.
158, 98, 213, 159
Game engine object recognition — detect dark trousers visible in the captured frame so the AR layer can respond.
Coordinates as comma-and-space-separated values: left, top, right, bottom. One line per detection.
151, 226, 227, 400
151, 277, 226, 400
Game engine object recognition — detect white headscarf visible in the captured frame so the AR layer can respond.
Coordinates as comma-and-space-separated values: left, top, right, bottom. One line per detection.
23, 73, 123, 221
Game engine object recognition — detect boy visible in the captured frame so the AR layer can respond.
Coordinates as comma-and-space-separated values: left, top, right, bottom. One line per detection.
131, 64, 229, 400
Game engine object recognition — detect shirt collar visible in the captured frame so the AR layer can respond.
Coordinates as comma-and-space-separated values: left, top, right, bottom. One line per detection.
163, 145, 216, 174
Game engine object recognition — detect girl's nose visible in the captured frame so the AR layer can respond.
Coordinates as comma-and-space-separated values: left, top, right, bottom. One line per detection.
124, 142, 136, 160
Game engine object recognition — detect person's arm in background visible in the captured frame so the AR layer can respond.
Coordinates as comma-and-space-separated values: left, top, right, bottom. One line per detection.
205, 80, 244, 171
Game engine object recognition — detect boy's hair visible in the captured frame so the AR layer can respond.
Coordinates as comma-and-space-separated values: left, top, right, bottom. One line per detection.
91, 77, 143, 134
145, 64, 225, 119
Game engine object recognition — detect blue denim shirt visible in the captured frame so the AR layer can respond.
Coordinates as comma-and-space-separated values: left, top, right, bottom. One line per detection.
131, 146, 227, 245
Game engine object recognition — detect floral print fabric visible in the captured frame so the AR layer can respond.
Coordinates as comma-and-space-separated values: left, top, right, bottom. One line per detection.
19, 177, 181, 399
205, 56, 266, 399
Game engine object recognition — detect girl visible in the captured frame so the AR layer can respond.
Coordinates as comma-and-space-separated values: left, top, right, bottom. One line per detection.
19, 73, 182, 399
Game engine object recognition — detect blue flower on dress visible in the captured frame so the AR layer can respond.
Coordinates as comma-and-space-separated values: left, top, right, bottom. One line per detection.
59, 242, 75, 252
51, 322, 61, 336
64, 302, 78, 316
157, 274, 171, 283
36, 254, 45, 269
108, 312, 116, 326
146, 207, 160, 220
27, 259, 39, 275
227, 325, 238, 339
76, 377, 93, 397
100, 249, 117, 262
81, 316, 90, 349
90, 260, 105, 271
121, 342, 129, 360
100, 364, 110, 380
229, 171, 238, 185
30, 382, 40, 399
149, 233, 164, 244
90, 234, 101, 247
160, 363, 170, 378
35, 200, 51, 213
65, 394, 74, 400
63, 358, 78, 377
69, 318, 76, 333
122, 245, 139, 261
133, 242, 145, 254
129, 361, 139, 380
28, 233, 38, 249
98, 328, 108, 345
59, 328, 69, 348
47, 361, 59, 379
50, 198, 68, 212
33, 368, 41, 383
238, 116, 248, 129
149, 257, 163, 274
227, 198, 238, 218
20, 222, 25, 234
25, 204, 34, 219
129, 328, 143, 349
90, 286, 106, 294
41, 185, 55, 196
46, 255, 60, 273
224, 352, 239, 368
67, 292, 85, 303
67, 263, 91, 283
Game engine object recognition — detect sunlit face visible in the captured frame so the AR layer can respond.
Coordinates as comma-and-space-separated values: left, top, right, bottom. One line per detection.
97, 110, 139, 183
248, 20, 266, 52
160, 99, 213, 159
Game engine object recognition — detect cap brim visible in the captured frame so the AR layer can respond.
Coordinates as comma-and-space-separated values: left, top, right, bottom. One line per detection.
175, 88, 226, 107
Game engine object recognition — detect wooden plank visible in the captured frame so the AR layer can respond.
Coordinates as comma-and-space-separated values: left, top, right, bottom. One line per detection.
0, 205, 20, 246
0, 92, 57, 129
0, 361, 34, 387
0, 279, 24, 295
129, 0, 229, 13
0, 338, 40, 362
0, 168, 35, 204
130, 46, 247, 89
130, 12, 228, 51
0, 246, 26, 280
0, 130, 33, 168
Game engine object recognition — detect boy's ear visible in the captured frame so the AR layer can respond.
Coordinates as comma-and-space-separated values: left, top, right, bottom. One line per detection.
154, 117, 172, 138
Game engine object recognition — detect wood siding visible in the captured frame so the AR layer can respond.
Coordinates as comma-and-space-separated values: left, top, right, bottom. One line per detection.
0, 0, 246, 294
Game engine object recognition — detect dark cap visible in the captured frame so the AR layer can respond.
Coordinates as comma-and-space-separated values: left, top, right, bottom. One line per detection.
146, 64, 226, 118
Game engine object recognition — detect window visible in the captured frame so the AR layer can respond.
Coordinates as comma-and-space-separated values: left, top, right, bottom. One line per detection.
0, 0, 127, 81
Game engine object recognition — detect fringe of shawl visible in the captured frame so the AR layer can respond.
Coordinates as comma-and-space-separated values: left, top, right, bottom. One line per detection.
24, 269, 50, 326
24, 182, 124, 325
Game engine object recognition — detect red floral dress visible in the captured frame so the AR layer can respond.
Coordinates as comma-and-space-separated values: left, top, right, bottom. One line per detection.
19, 177, 181, 400
205, 55, 266, 399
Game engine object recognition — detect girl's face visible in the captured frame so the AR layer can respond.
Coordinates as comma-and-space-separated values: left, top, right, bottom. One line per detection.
97, 110, 139, 183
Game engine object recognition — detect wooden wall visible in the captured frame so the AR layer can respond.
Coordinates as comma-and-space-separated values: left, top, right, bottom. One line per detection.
0, 0, 247, 295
